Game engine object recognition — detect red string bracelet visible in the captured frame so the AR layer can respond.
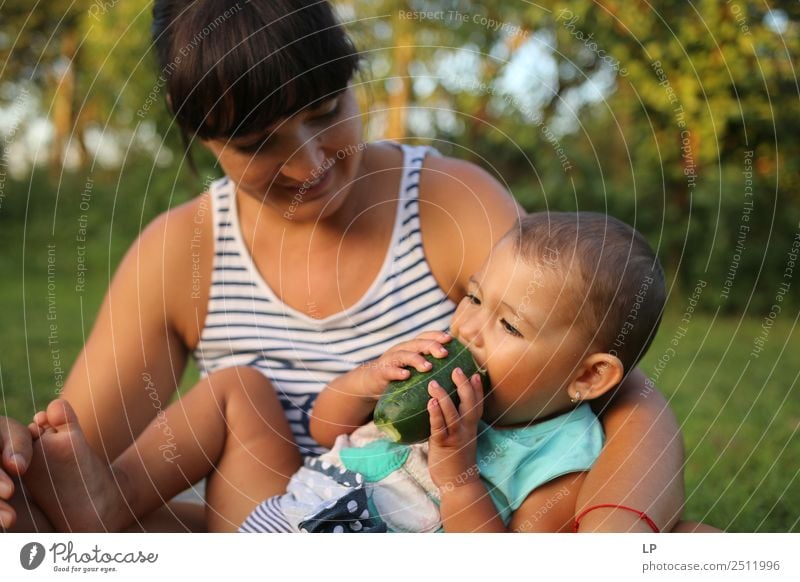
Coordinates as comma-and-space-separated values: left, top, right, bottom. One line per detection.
574, 504, 660, 533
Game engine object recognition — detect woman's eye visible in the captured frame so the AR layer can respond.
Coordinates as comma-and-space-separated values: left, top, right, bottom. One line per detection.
232, 135, 272, 153
500, 318, 522, 337
314, 100, 341, 122
465, 293, 481, 305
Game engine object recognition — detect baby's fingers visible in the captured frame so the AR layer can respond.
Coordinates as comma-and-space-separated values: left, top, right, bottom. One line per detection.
378, 362, 412, 382
452, 369, 476, 416
428, 398, 448, 441
414, 330, 452, 345
428, 381, 460, 428
380, 351, 433, 377
456, 370, 484, 424
394, 338, 449, 360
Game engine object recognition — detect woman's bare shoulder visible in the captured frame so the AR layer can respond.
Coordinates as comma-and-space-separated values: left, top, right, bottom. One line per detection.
421, 153, 520, 213
119, 192, 214, 343
418, 154, 522, 295
139, 193, 212, 246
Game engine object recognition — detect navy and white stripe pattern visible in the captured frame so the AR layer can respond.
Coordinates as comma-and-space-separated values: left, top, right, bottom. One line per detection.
239, 496, 294, 533
194, 144, 458, 456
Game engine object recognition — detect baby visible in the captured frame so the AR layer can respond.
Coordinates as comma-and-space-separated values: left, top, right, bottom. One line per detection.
22, 212, 665, 533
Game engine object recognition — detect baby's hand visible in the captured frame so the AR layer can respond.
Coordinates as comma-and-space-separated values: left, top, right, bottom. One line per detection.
359, 331, 451, 400
427, 368, 485, 491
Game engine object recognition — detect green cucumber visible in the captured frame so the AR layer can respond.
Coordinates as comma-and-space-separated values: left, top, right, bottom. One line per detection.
374, 338, 488, 444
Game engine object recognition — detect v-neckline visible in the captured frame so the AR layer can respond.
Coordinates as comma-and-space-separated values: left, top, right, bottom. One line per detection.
225, 144, 416, 326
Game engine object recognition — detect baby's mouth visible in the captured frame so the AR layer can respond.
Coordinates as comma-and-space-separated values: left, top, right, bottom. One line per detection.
466, 351, 490, 390
450, 332, 488, 376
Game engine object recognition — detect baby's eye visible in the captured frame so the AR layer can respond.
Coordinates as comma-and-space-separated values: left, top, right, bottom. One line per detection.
500, 318, 522, 337
465, 293, 481, 305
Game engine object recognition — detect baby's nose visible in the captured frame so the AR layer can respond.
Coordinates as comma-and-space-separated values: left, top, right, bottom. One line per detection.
454, 318, 483, 350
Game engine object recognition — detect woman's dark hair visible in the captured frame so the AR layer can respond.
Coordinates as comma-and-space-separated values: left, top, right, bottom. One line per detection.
152, 0, 360, 146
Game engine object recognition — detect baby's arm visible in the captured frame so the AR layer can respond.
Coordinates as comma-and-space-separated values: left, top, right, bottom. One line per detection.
508, 472, 586, 533
310, 331, 451, 448
441, 471, 586, 533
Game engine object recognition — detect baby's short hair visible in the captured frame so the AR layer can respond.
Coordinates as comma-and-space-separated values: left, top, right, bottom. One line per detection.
510, 212, 666, 372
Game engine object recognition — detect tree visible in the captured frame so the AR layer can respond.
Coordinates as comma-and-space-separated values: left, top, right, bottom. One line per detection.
0, 1, 92, 169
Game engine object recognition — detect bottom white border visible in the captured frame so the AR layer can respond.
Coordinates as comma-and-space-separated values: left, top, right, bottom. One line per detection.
1, 533, 797, 581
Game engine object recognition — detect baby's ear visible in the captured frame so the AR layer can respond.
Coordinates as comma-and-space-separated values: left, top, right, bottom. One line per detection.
567, 353, 624, 403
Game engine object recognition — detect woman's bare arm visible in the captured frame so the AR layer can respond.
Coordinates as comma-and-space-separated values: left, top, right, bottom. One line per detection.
579, 368, 685, 532
60, 196, 213, 461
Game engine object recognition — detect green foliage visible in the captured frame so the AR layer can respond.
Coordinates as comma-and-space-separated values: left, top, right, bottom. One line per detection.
0, 1, 89, 86
76, 3, 162, 128
430, 1, 800, 313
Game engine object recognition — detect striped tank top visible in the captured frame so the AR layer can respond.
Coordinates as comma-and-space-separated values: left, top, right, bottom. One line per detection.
194, 144, 458, 456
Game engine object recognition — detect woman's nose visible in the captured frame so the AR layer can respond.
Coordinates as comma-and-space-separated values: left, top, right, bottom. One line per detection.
280, 139, 327, 183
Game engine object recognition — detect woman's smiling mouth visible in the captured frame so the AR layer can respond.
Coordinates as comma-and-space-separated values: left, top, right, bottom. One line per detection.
276, 165, 334, 200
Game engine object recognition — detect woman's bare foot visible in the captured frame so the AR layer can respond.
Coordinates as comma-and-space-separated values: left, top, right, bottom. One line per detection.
23, 400, 133, 532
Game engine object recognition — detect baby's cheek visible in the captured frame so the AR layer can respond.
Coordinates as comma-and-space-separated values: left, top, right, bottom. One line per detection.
485, 391, 514, 421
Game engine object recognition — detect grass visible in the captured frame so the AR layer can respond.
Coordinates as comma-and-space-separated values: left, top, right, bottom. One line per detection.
1, 169, 797, 532
638, 309, 799, 531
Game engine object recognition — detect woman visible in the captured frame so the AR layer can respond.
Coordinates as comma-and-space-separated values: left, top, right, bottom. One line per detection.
0, 0, 685, 532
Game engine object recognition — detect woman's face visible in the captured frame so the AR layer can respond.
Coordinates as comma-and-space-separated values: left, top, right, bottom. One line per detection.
203, 87, 364, 222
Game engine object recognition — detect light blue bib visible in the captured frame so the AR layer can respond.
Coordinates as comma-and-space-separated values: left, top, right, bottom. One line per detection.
477, 404, 604, 524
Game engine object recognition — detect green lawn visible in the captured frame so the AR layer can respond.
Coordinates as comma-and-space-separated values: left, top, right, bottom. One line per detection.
1, 171, 797, 532
638, 308, 798, 532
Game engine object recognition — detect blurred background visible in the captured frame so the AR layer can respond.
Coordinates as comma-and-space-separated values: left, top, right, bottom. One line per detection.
0, 1, 797, 531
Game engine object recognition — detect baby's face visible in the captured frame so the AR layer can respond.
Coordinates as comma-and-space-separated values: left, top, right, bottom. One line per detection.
450, 237, 590, 426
